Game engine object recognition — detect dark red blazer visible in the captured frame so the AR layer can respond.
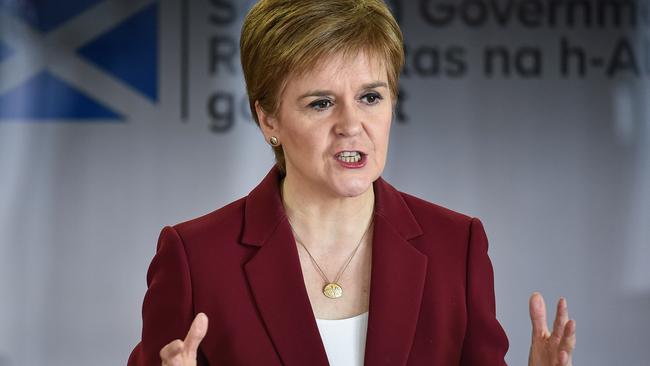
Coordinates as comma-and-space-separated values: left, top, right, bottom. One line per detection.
128, 166, 509, 365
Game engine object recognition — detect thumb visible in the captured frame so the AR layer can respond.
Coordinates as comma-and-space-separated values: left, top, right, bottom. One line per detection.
184, 312, 209, 353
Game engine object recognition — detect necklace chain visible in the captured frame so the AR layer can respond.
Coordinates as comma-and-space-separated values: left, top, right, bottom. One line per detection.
288, 217, 372, 288
281, 179, 373, 298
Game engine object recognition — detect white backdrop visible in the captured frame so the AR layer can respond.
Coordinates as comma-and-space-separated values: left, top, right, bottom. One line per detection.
1, 0, 649, 365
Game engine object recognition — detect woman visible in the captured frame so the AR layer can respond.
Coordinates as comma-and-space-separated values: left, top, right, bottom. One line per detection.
129, 0, 576, 365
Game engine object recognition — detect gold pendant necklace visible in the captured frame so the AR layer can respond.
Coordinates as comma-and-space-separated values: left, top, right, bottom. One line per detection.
288, 217, 372, 299
323, 283, 343, 299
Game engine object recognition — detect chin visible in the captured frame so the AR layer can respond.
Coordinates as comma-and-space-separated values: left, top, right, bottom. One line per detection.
332, 177, 373, 198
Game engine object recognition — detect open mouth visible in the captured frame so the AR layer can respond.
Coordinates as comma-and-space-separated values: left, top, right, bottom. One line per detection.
335, 151, 364, 163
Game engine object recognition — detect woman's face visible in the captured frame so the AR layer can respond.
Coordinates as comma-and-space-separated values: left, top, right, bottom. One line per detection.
260, 51, 393, 199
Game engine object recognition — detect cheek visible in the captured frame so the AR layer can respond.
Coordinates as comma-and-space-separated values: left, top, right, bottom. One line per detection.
286, 124, 327, 158
373, 116, 392, 153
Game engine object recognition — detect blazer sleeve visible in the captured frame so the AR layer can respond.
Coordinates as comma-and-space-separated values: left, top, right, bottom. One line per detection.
128, 226, 208, 366
459, 218, 509, 365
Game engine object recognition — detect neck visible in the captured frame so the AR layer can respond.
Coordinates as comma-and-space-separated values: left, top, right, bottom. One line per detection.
280, 173, 375, 254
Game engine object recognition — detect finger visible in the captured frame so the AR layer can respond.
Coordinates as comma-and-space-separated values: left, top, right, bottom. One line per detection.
558, 350, 569, 365
160, 339, 184, 361
529, 292, 549, 338
184, 312, 209, 353
551, 297, 569, 340
559, 319, 577, 353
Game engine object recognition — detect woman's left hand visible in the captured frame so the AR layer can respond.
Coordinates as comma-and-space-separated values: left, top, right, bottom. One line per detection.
528, 292, 576, 366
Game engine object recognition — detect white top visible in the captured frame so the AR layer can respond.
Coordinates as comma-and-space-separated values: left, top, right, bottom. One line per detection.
315, 312, 369, 366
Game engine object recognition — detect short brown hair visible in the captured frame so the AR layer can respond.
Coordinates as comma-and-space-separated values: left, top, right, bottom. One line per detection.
240, 0, 404, 175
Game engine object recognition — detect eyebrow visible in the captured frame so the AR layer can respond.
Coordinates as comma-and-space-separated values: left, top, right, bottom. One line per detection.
298, 81, 388, 99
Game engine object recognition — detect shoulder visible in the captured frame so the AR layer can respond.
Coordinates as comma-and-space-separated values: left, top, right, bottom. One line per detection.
400, 191, 471, 222
374, 176, 479, 242
399, 190, 475, 231
170, 196, 247, 243
392, 189, 487, 252
394, 191, 492, 278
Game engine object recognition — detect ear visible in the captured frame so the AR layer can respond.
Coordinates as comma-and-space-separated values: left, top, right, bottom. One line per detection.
255, 101, 280, 141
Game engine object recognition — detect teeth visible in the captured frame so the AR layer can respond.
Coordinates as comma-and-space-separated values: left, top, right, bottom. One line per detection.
337, 151, 361, 163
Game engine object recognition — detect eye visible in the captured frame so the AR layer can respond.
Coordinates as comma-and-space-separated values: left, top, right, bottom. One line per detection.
361, 92, 383, 105
308, 99, 333, 111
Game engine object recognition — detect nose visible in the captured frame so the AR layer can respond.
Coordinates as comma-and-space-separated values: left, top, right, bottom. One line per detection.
334, 101, 363, 137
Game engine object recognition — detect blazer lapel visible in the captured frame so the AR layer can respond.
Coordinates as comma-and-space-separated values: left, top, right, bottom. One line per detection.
241, 167, 427, 366
241, 167, 329, 366
363, 177, 427, 365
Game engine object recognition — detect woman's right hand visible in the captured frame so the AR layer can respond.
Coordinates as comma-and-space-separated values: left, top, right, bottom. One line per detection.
159, 313, 209, 366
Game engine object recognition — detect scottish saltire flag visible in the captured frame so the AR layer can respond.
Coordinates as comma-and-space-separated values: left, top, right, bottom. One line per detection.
0, 0, 158, 121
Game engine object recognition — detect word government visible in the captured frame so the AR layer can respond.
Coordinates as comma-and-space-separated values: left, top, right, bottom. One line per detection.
420, 0, 650, 28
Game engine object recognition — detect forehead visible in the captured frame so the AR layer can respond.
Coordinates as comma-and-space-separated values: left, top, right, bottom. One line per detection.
284, 50, 388, 92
